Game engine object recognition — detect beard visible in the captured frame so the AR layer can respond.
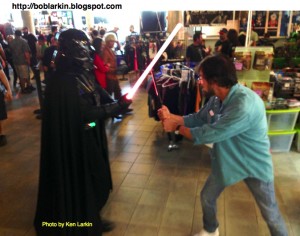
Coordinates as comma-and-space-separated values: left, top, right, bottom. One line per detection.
202, 86, 215, 98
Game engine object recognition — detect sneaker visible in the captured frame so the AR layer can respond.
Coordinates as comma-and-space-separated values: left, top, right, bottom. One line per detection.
0, 135, 7, 147
101, 218, 115, 232
112, 115, 123, 120
194, 228, 219, 236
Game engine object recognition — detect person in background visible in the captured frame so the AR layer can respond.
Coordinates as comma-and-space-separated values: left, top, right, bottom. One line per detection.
238, 19, 259, 47
0, 33, 18, 87
214, 28, 231, 57
158, 54, 288, 236
42, 34, 58, 85
129, 25, 137, 35
238, 31, 246, 47
186, 32, 211, 66
0, 44, 8, 94
108, 26, 119, 40
257, 32, 275, 51
125, 25, 138, 46
239, 17, 248, 33
36, 34, 48, 68
93, 37, 109, 90
0, 63, 13, 146
103, 33, 133, 116
34, 34, 48, 119
250, 25, 259, 46
99, 29, 106, 39
9, 30, 33, 94
34, 29, 132, 236
46, 26, 58, 46
91, 29, 100, 44
108, 26, 121, 51
102, 33, 121, 100
0, 43, 7, 72
22, 26, 38, 83
227, 29, 241, 58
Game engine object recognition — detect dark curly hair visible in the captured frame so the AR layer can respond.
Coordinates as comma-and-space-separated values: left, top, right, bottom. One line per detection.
198, 54, 238, 88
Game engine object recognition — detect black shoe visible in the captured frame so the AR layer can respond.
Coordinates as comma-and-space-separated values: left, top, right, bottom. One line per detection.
0, 135, 7, 147
175, 133, 183, 142
21, 88, 32, 94
122, 108, 133, 115
36, 114, 42, 120
27, 85, 36, 91
33, 109, 42, 115
102, 219, 115, 233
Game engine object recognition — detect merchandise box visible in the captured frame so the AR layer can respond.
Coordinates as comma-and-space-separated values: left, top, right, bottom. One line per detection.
253, 51, 273, 71
268, 130, 296, 153
251, 81, 274, 101
266, 108, 300, 131
234, 46, 273, 87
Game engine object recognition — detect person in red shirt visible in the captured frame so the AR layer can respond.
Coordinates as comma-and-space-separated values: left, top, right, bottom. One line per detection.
93, 38, 109, 89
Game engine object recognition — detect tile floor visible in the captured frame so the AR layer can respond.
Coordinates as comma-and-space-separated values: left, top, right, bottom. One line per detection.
0, 79, 300, 236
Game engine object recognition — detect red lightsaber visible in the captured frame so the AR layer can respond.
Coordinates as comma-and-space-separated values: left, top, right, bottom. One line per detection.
126, 23, 183, 100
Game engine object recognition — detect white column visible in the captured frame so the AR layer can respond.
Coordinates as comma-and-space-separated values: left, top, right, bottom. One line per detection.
21, 11, 35, 34
85, 11, 94, 31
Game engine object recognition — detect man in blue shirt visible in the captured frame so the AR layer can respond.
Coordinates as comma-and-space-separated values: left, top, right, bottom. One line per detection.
158, 54, 287, 236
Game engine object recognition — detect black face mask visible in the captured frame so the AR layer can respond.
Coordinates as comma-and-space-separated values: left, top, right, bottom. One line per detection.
56, 29, 95, 71
23, 32, 28, 36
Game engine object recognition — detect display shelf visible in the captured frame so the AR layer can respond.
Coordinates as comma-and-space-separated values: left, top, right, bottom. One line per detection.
235, 46, 274, 87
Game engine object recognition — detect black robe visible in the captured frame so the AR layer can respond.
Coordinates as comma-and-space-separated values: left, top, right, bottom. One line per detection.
34, 68, 113, 236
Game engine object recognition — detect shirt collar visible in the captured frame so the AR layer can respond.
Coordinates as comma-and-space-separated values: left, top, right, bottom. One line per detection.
222, 83, 239, 106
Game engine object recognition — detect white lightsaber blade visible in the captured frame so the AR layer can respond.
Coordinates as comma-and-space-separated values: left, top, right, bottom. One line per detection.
126, 23, 183, 100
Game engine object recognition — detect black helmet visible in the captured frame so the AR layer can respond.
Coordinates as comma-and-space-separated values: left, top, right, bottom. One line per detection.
56, 29, 94, 71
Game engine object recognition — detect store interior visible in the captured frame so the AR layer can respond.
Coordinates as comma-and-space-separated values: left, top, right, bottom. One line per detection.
0, 79, 299, 236
0, 9, 300, 236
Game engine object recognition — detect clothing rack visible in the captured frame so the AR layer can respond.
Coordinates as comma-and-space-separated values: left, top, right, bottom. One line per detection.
124, 40, 150, 72
147, 63, 197, 151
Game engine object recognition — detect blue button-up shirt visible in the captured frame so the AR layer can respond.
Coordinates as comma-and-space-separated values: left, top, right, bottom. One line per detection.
184, 84, 274, 186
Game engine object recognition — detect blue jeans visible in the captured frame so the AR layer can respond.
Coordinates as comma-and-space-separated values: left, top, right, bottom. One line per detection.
201, 175, 288, 236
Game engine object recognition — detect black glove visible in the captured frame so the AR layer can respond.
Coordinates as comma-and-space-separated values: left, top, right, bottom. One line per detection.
97, 94, 132, 119
118, 93, 132, 110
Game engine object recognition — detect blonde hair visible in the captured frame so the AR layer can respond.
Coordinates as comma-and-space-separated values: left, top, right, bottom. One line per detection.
104, 33, 116, 43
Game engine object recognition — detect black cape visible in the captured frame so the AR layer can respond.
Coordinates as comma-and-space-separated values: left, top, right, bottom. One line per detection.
34, 70, 112, 236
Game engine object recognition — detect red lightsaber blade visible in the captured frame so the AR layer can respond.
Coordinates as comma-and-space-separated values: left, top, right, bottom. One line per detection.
126, 23, 183, 100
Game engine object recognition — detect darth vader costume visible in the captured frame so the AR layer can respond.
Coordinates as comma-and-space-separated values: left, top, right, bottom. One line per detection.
34, 29, 131, 236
